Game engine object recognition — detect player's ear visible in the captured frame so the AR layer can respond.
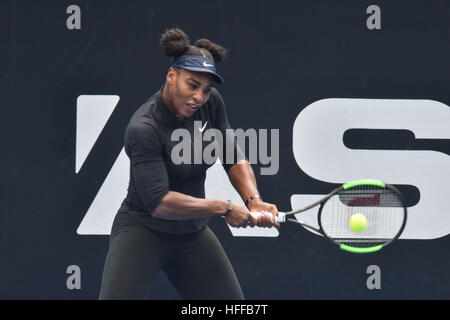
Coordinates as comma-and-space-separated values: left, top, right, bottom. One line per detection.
166, 67, 178, 84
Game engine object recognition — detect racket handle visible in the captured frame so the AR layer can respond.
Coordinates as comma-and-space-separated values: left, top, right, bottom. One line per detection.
249, 211, 286, 223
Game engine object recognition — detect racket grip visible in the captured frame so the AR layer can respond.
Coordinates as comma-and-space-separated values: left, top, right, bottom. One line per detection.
249, 211, 285, 223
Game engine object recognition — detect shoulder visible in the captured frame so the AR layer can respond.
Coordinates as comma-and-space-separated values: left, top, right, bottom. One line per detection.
125, 102, 162, 147
124, 120, 164, 158
206, 87, 227, 119
128, 92, 162, 132
127, 120, 159, 140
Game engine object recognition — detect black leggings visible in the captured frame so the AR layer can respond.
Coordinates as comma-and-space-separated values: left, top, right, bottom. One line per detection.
99, 212, 244, 300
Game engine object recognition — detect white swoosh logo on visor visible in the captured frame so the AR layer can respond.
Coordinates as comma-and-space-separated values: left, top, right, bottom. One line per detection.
203, 62, 214, 67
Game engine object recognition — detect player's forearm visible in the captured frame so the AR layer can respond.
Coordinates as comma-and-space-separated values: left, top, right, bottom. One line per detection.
153, 191, 228, 220
227, 160, 261, 205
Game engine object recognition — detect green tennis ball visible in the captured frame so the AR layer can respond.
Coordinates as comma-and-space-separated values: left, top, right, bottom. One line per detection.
349, 213, 367, 232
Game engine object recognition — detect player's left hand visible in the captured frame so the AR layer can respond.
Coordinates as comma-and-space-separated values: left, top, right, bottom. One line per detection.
247, 200, 280, 228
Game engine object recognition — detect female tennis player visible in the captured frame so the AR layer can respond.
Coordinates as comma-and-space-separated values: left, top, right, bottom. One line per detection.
98, 28, 279, 300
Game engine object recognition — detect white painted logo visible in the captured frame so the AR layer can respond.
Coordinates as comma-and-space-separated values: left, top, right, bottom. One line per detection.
76, 95, 128, 235
292, 98, 450, 240
76, 96, 450, 240
202, 62, 214, 67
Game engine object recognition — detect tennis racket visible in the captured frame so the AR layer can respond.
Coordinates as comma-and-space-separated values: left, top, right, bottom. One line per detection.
251, 179, 407, 254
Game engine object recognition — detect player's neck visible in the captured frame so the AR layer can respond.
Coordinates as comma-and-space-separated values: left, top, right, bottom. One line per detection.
161, 85, 185, 122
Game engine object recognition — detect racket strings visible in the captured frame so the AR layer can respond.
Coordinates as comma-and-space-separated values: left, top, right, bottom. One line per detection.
320, 185, 405, 248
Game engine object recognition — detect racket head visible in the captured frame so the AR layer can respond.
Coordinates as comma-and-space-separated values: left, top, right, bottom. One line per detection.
317, 179, 407, 254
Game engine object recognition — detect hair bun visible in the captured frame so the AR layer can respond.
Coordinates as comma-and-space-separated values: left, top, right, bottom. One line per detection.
160, 28, 190, 57
195, 39, 228, 63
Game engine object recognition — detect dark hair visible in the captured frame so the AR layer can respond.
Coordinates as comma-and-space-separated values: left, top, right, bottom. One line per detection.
160, 28, 227, 64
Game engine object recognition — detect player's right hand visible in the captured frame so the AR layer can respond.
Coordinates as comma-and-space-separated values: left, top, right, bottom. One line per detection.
225, 202, 257, 228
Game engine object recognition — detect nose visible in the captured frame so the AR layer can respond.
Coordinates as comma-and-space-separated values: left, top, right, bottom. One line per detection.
193, 89, 207, 104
